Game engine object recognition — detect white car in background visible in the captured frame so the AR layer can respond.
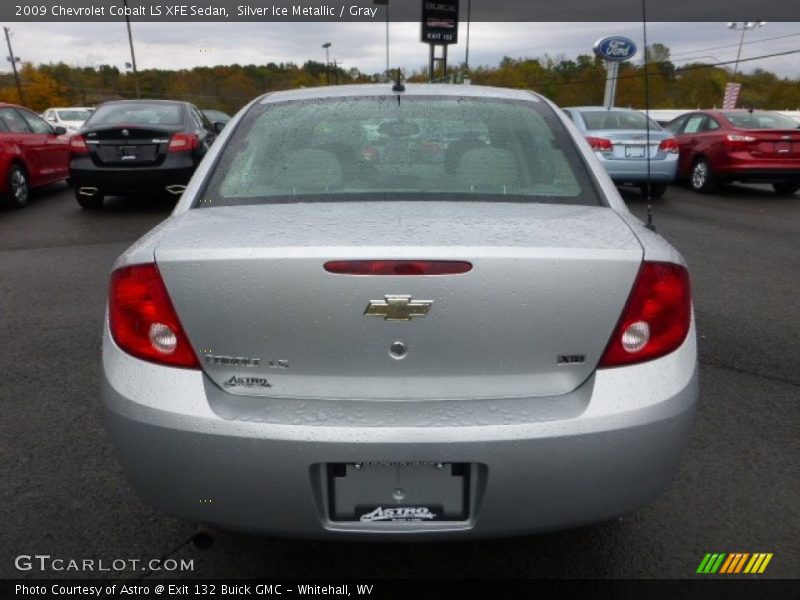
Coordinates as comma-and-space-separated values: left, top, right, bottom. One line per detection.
42, 107, 94, 133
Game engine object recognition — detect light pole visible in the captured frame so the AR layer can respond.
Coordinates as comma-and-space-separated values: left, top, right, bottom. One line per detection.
373, 0, 389, 80
3, 27, 24, 104
465, 0, 471, 79
122, 0, 140, 98
727, 21, 765, 76
322, 42, 332, 85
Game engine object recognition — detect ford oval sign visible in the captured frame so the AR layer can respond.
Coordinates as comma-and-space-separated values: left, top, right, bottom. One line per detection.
593, 36, 637, 62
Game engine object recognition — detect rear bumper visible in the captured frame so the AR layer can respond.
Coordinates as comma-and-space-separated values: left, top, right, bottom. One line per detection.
595, 154, 678, 184
70, 154, 196, 194
713, 166, 800, 182
103, 322, 698, 540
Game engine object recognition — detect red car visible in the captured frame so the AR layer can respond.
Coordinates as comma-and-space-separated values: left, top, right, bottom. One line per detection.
0, 102, 70, 208
665, 109, 800, 195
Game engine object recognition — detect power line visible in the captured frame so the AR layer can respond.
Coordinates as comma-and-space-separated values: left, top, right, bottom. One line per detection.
670, 32, 800, 58
479, 47, 800, 91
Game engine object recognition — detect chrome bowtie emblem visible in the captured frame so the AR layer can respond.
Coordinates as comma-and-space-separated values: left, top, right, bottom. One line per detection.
364, 295, 432, 321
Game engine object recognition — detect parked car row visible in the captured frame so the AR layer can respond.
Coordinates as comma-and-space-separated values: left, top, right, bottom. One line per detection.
566, 105, 800, 198
2, 92, 798, 211
1, 100, 231, 209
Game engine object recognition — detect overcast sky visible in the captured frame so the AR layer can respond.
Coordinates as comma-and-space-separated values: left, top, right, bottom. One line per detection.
4, 22, 800, 79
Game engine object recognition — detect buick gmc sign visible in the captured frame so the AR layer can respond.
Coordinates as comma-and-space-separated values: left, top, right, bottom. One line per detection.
421, 0, 459, 44
593, 36, 637, 62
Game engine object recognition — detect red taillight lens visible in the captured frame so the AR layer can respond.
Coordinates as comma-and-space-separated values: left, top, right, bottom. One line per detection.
108, 264, 199, 369
586, 136, 613, 152
658, 138, 679, 154
69, 134, 88, 155
324, 260, 473, 276
726, 134, 756, 143
599, 262, 691, 368
724, 133, 757, 152
168, 132, 199, 152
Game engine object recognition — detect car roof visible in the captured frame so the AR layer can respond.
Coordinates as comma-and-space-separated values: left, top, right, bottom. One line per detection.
565, 106, 644, 113
257, 84, 542, 104
678, 109, 783, 116
97, 99, 189, 106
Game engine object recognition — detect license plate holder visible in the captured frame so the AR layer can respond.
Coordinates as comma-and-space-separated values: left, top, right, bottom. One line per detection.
118, 145, 138, 160
625, 145, 646, 158
327, 462, 469, 522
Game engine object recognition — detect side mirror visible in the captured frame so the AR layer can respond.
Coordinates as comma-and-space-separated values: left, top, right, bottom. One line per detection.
46, 116, 57, 122
213, 121, 226, 134
53, 125, 67, 135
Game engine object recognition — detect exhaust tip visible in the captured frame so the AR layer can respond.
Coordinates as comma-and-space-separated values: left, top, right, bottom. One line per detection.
78, 187, 99, 196
165, 184, 186, 196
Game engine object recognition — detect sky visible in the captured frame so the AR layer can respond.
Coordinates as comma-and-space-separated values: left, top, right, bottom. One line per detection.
4, 21, 800, 79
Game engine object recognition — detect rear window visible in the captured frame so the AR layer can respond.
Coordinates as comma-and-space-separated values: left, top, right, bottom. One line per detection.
722, 111, 799, 130
198, 95, 600, 207
581, 110, 659, 131
57, 109, 92, 121
88, 103, 183, 127
203, 110, 230, 122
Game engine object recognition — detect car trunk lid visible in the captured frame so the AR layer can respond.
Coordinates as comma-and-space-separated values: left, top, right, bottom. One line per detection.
85, 125, 178, 166
588, 129, 671, 160
153, 201, 644, 400
736, 129, 800, 158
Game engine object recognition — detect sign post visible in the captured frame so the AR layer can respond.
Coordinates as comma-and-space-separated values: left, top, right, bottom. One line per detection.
421, 0, 459, 81
593, 36, 637, 108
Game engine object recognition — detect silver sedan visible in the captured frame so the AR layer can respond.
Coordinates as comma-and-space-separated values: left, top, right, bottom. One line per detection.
563, 106, 679, 198
103, 84, 697, 539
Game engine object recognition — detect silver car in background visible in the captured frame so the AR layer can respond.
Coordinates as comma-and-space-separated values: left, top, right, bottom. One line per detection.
103, 85, 697, 539
563, 106, 679, 198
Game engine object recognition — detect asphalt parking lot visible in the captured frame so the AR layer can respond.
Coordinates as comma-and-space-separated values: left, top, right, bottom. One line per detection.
1, 183, 798, 579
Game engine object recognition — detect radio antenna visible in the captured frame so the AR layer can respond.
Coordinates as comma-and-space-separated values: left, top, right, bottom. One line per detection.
642, 0, 656, 232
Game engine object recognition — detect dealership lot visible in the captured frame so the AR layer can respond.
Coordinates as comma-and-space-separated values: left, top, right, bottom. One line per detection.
1, 184, 798, 578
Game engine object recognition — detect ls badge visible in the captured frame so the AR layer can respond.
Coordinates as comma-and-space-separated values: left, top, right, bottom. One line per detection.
364, 295, 432, 321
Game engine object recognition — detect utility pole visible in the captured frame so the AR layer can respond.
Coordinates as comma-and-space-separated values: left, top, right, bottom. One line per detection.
322, 42, 331, 85
4, 27, 25, 105
465, 0, 471, 79
123, 0, 140, 98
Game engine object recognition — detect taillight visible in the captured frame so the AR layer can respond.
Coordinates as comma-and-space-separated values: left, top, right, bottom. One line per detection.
598, 262, 691, 368
108, 264, 199, 369
324, 260, 472, 276
724, 134, 757, 151
69, 134, 88, 155
658, 138, 679, 154
168, 132, 199, 152
586, 136, 613, 152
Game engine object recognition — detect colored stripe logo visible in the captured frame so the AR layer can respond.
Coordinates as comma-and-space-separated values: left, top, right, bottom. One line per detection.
696, 553, 773, 574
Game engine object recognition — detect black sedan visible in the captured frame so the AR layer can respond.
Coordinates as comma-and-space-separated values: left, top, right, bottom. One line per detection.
69, 100, 221, 209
